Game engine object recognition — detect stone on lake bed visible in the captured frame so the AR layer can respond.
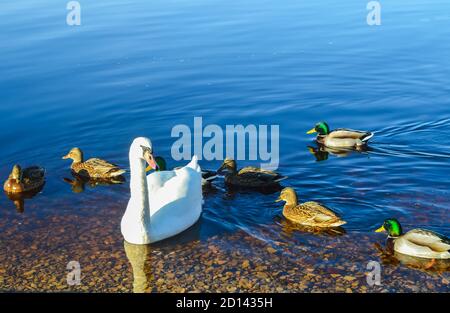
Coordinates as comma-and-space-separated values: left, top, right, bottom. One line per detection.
266, 246, 277, 254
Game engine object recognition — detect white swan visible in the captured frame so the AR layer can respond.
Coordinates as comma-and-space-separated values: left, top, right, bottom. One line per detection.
121, 137, 203, 244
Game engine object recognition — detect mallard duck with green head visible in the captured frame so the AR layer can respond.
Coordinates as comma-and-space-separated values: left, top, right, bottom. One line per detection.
218, 158, 287, 189
376, 218, 450, 260
275, 187, 346, 228
307, 122, 373, 148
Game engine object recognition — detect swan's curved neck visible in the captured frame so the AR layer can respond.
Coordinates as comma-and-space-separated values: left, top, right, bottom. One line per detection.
129, 156, 150, 214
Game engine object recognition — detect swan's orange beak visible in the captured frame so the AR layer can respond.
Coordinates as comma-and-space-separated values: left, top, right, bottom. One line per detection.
144, 151, 158, 172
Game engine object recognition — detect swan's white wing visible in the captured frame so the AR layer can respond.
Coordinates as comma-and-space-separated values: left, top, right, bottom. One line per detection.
146, 158, 203, 243
146, 155, 201, 194
146, 170, 176, 190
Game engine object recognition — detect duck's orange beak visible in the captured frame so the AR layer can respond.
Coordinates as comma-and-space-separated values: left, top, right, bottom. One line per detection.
62, 154, 70, 160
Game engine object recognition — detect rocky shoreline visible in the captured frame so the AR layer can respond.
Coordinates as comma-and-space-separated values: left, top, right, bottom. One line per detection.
0, 200, 448, 293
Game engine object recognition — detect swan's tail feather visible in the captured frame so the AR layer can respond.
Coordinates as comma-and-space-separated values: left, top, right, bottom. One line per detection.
187, 155, 201, 173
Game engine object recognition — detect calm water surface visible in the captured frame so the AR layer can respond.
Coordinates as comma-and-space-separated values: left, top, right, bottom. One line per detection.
0, 0, 449, 292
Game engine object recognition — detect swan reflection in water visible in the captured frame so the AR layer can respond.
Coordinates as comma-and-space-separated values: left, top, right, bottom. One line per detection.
63, 174, 125, 193
307, 144, 369, 162
124, 241, 152, 293
124, 220, 202, 293
373, 242, 450, 272
4, 184, 44, 213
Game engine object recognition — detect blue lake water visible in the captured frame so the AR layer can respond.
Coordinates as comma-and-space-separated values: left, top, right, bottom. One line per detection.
0, 0, 449, 292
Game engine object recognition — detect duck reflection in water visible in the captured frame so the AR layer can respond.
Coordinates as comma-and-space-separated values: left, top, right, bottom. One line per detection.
124, 220, 202, 293
5, 185, 44, 213
63, 174, 125, 193
307, 144, 370, 162
278, 218, 346, 238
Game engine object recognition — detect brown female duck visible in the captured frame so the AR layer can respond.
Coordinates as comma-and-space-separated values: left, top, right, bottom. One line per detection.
62, 147, 125, 179
3, 164, 45, 194
276, 187, 346, 227
218, 158, 287, 189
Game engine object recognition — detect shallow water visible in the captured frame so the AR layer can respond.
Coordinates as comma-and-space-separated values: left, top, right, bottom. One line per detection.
0, 0, 449, 292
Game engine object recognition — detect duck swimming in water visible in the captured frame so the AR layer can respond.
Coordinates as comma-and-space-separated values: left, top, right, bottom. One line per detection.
218, 158, 287, 189
375, 218, 450, 260
62, 147, 125, 179
276, 187, 346, 228
307, 121, 373, 149
3, 164, 45, 194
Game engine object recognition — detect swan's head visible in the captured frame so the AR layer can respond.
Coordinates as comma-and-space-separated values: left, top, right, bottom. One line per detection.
130, 137, 158, 170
